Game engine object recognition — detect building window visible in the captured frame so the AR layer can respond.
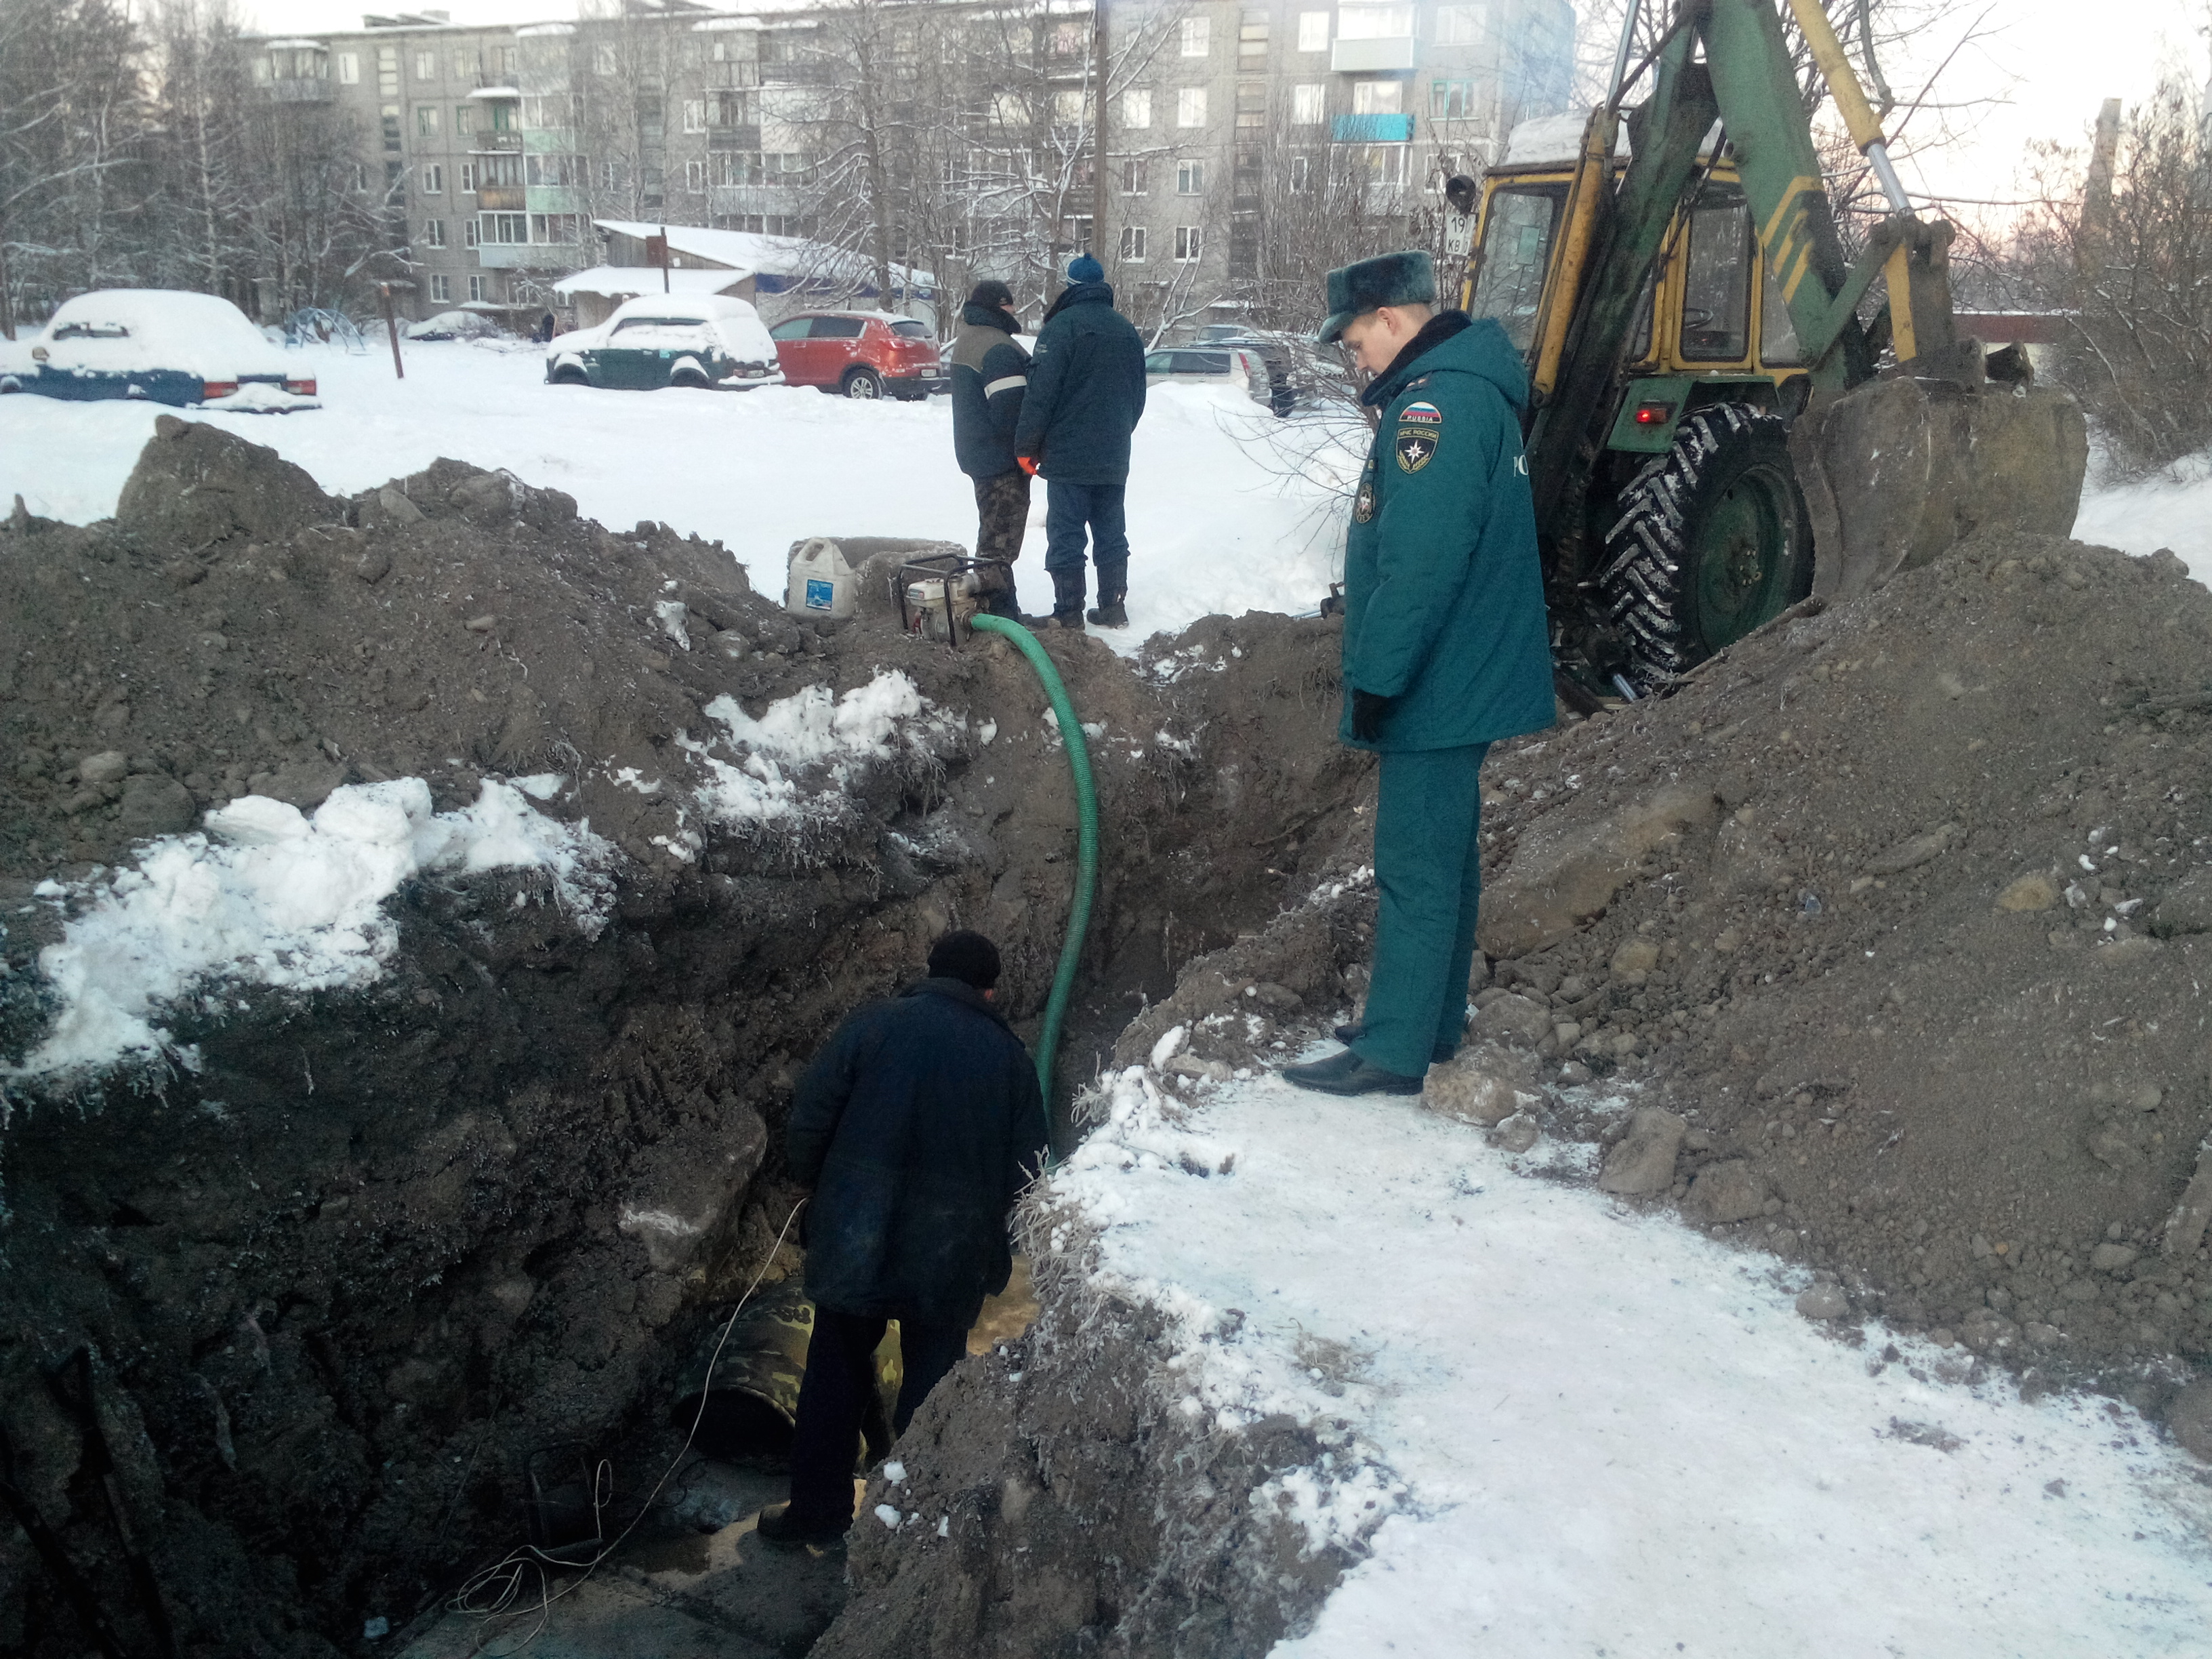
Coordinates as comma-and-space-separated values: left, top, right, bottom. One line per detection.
1359, 143, 1408, 185
452, 49, 470, 80
490, 102, 514, 132
683, 99, 705, 134
1176, 87, 1206, 127
1353, 79, 1402, 115
1431, 79, 1475, 119
1297, 11, 1330, 51
430, 273, 451, 302
593, 44, 617, 75
480, 211, 528, 243
455, 103, 475, 134
459, 162, 476, 192
337, 52, 359, 84
1435, 5, 1481, 43
350, 162, 367, 191
381, 106, 402, 152
1179, 16, 1209, 56
1235, 83, 1266, 130
686, 157, 706, 190
530, 213, 579, 243
1120, 224, 1146, 261
464, 218, 479, 246
1338, 4, 1415, 40
497, 45, 515, 78
469, 274, 485, 302
1122, 87, 1151, 129
1293, 83, 1326, 124
1174, 225, 1202, 262
1240, 9, 1269, 57
421, 163, 443, 193
415, 50, 435, 81
1053, 88, 1085, 123
423, 218, 445, 247
1118, 157, 1147, 192
524, 154, 578, 186
377, 45, 398, 97
1290, 153, 1312, 191
1176, 158, 1205, 194
417, 106, 440, 138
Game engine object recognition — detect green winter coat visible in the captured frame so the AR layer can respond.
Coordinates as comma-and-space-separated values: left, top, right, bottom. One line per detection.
1339, 312, 1556, 753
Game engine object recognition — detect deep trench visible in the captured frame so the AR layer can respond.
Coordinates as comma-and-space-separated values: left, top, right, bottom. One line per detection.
0, 441, 1369, 1658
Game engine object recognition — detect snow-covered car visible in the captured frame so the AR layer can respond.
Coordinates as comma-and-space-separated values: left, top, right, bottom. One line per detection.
405, 309, 502, 342
1143, 346, 1273, 411
545, 293, 783, 391
0, 289, 318, 409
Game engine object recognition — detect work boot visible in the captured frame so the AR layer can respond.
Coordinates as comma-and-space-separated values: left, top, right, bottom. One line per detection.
979, 588, 1023, 621
1279, 1047, 1423, 1097
756, 1502, 851, 1548
1043, 567, 1087, 630
1334, 1019, 1455, 1065
1088, 562, 1129, 628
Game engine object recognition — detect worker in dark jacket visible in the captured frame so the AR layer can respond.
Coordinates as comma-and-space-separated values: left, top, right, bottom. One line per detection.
948, 280, 1031, 620
1010, 253, 1147, 631
1282, 251, 1555, 1097
758, 930, 1050, 1545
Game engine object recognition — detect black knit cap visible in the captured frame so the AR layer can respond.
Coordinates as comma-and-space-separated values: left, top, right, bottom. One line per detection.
968, 279, 1015, 312
928, 928, 1002, 989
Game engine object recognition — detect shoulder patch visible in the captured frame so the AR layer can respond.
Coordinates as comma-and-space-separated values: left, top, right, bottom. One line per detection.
1399, 400, 1443, 424
1395, 428, 1438, 473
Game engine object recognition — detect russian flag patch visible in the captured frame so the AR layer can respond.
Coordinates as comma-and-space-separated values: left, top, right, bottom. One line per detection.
1399, 400, 1443, 424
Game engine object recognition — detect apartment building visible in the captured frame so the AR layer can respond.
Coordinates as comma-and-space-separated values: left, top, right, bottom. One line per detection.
249, 1, 1573, 325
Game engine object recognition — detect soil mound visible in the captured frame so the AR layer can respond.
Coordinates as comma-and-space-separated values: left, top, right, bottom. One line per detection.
0, 422, 1365, 1658
1469, 533, 2212, 1398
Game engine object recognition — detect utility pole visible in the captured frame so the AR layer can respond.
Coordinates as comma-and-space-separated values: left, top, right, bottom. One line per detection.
1091, 0, 1110, 278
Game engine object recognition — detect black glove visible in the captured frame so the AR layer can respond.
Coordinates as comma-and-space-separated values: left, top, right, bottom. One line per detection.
1350, 688, 1391, 743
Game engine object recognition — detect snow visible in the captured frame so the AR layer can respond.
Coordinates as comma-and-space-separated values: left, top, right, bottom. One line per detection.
552, 266, 746, 301
3, 779, 615, 1086
1052, 1063, 2212, 1656
0, 340, 1350, 652
2073, 450, 2212, 584
2, 289, 290, 381
682, 669, 955, 832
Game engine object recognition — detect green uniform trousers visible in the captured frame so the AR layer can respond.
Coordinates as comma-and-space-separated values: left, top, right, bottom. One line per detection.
1349, 741, 1490, 1078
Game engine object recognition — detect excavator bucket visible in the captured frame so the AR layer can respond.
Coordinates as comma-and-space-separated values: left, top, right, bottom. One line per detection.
1789, 376, 2089, 603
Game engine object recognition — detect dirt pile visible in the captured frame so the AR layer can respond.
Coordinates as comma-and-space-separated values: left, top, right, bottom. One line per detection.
0, 420, 1366, 1658
1462, 531, 2212, 1398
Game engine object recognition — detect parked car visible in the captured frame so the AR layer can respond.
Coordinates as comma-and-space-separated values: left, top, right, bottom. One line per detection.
767, 311, 946, 400
1189, 323, 1297, 415
0, 289, 317, 409
405, 309, 502, 342
545, 293, 782, 390
1143, 346, 1275, 410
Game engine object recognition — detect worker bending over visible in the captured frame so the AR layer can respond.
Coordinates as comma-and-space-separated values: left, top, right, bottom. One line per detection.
1284, 251, 1555, 1097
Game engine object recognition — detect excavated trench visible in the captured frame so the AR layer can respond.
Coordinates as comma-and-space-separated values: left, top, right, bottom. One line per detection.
0, 420, 1368, 1658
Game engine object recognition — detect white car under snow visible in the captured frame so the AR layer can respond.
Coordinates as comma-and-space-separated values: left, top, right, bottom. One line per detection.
0, 289, 320, 411
545, 293, 783, 391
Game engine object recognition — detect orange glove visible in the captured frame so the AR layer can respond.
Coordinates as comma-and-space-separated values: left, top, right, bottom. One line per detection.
1016, 455, 1039, 476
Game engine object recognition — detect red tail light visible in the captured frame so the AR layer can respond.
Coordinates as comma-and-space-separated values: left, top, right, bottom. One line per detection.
1633, 401, 1675, 426
201, 380, 239, 399
285, 377, 317, 395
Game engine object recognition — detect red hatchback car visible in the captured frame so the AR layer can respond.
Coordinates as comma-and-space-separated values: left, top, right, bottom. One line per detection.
767, 310, 947, 400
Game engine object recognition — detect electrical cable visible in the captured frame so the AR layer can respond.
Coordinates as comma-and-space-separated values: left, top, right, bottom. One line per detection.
445, 1195, 808, 1655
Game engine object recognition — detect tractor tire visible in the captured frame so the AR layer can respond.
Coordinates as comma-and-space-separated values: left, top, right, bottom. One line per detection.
1599, 403, 1813, 689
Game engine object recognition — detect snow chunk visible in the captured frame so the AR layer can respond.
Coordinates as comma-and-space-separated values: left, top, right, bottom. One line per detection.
653, 599, 692, 651
691, 670, 954, 827
5, 779, 616, 1084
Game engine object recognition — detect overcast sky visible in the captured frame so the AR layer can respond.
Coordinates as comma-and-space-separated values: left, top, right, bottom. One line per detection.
242, 0, 2207, 202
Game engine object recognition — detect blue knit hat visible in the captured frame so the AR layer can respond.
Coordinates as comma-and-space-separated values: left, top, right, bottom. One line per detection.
1317, 251, 1438, 344
1067, 253, 1105, 284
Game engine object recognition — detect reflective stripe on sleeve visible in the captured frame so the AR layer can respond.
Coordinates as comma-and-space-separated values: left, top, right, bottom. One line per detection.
984, 374, 1028, 397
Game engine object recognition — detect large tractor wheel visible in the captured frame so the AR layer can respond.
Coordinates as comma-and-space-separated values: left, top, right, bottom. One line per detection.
1599, 403, 1813, 689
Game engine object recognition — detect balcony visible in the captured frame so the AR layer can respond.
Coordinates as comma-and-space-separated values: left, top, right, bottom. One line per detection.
707, 126, 764, 150
478, 186, 525, 211
1332, 113, 1413, 142
475, 243, 530, 268
471, 134, 523, 154
264, 77, 333, 103
1330, 37, 1415, 72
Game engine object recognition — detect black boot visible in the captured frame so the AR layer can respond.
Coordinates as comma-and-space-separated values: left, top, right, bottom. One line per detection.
1087, 561, 1128, 629
1043, 567, 1086, 630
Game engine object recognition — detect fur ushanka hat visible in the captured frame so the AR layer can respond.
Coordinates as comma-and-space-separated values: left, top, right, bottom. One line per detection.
1317, 250, 1439, 344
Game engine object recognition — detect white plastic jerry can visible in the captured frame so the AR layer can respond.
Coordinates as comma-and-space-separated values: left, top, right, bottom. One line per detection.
785, 536, 857, 620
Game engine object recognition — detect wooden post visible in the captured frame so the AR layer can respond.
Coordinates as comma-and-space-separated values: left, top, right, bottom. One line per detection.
377, 282, 404, 380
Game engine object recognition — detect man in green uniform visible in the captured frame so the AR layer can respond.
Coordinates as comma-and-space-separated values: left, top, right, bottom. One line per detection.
1283, 251, 1556, 1097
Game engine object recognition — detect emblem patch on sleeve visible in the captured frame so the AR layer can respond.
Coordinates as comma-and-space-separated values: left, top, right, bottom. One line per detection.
1399, 400, 1443, 424
1353, 480, 1376, 522
1395, 427, 1438, 472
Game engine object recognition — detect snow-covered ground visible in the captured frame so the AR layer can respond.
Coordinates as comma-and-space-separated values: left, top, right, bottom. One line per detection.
2074, 451, 2212, 582
1059, 1063, 2212, 1656
0, 337, 1350, 650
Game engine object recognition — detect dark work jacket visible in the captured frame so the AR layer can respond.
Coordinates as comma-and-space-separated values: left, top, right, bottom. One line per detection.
1010, 281, 1147, 484
1340, 311, 1557, 753
788, 978, 1049, 1329
949, 302, 1031, 479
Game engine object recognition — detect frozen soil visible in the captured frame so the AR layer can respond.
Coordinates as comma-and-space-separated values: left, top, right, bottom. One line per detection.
0, 419, 1368, 1658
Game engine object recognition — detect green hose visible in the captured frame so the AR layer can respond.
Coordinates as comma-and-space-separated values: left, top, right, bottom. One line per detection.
968, 613, 1098, 1110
